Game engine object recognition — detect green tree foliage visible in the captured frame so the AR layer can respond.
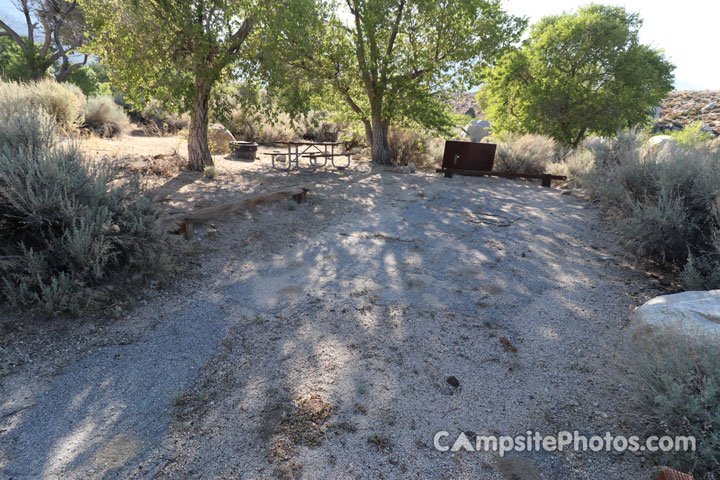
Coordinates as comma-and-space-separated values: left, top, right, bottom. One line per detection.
64, 65, 99, 95
478, 4, 675, 147
0, 37, 34, 80
264, 0, 524, 164
79, 0, 258, 170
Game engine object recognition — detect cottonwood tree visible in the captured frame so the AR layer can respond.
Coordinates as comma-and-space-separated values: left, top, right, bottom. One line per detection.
79, 0, 262, 170
264, 0, 524, 165
0, 0, 88, 81
478, 4, 675, 147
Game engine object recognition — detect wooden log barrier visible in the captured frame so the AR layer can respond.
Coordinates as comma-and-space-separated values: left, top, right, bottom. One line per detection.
165, 185, 310, 239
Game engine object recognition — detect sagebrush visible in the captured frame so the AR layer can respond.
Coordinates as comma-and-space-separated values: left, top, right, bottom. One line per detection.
0, 78, 85, 133
0, 107, 167, 314
558, 127, 720, 289
493, 134, 558, 175
83, 95, 130, 137
388, 128, 443, 168
632, 338, 720, 476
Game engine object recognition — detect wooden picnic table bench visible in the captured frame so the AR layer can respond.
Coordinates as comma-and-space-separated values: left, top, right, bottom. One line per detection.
269, 140, 351, 172
305, 152, 351, 169
436, 168, 567, 188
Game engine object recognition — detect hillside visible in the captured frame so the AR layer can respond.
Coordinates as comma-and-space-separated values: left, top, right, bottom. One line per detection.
450, 90, 720, 136
449, 92, 482, 118
656, 90, 720, 134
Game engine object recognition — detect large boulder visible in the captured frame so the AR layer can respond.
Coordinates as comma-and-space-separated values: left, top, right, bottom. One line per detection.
648, 135, 675, 147
208, 123, 236, 153
466, 120, 491, 142
629, 290, 720, 347
701, 101, 717, 112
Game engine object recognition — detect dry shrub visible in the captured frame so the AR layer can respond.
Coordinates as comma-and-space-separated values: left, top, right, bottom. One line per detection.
230, 111, 294, 145
130, 99, 189, 135
31, 79, 85, 132
0, 78, 85, 133
83, 95, 130, 137
295, 111, 345, 142
0, 107, 167, 314
494, 134, 556, 175
548, 149, 595, 188
572, 133, 720, 289
388, 128, 444, 168
124, 152, 187, 177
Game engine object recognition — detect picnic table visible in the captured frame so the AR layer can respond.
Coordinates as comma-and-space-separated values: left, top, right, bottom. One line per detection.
264, 140, 351, 172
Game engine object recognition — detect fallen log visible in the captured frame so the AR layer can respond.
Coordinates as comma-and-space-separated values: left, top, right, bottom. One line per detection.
165, 185, 310, 239
657, 469, 694, 480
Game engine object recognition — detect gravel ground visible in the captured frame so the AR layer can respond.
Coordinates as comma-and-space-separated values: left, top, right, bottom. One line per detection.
0, 151, 671, 479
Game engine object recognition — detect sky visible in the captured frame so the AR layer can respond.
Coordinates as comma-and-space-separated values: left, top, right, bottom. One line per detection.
1, 0, 718, 90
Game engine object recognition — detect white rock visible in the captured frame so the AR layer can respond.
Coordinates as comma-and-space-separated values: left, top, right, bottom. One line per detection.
207, 123, 236, 153
393, 163, 416, 174
648, 135, 674, 146
701, 102, 717, 112
466, 120, 491, 142
630, 290, 720, 346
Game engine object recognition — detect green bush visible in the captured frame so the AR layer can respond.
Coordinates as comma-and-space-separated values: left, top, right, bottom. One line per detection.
0, 79, 86, 133
0, 107, 167, 314
493, 134, 557, 175
669, 121, 714, 148
633, 338, 720, 476
84, 95, 130, 137
65, 66, 101, 96
0, 37, 33, 81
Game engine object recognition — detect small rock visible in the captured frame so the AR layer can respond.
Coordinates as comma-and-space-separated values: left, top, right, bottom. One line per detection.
701, 102, 717, 112
392, 163, 416, 174
446, 376, 460, 389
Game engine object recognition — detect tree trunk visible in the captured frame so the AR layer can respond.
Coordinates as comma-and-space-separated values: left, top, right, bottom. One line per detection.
572, 126, 587, 148
363, 119, 373, 148
188, 78, 213, 170
368, 116, 391, 165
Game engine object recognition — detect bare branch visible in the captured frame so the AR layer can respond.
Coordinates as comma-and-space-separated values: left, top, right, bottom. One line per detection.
384, 0, 405, 66
38, 13, 52, 57
20, 0, 34, 44
227, 17, 253, 55
0, 18, 26, 49
46, 38, 82, 65
55, 56, 86, 82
